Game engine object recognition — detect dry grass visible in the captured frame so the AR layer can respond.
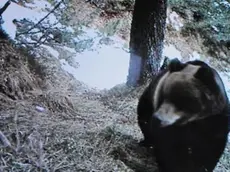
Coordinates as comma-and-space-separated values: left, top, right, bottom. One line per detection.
0, 41, 39, 105
0, 89, 156, 172
0, 102, 156, 172
0, 31, 157, 172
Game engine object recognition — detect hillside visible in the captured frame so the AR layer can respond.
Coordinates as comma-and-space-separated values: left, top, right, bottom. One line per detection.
0, 0, 230, 171
0, 31, 156, 171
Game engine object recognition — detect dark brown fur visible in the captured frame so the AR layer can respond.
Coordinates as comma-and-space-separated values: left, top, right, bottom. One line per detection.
137, 59, 229, 172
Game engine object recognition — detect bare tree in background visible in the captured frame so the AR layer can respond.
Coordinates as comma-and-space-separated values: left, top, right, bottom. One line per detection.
127, 0, 167, 86
0, 0, 71, 48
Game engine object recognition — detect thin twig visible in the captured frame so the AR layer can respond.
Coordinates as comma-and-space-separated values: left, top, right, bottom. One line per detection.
16, 0, 64, 37
14, 111, 20, 153
0, 131, 12, 148
0, 0, 11, 16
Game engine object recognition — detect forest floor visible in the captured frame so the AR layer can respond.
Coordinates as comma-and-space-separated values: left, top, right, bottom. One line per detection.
0, 0, 230, 171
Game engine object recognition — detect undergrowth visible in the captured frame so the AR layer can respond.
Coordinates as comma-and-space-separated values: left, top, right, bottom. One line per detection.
168, 0, 230, 59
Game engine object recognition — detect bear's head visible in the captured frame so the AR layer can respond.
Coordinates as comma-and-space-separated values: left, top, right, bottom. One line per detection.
153, 58, 228, 126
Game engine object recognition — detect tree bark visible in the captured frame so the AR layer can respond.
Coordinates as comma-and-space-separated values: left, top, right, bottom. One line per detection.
127, 0, 167, 86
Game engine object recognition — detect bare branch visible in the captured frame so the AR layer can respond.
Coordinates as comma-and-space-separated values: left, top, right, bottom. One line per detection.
0, 0, 11, 16
16, 0, 64, 37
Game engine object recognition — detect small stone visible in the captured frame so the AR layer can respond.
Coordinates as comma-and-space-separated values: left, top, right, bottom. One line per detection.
35, 106, 45, 112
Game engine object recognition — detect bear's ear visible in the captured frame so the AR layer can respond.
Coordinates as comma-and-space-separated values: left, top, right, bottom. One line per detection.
194, 66, 218, 93
168, 58, 185, 72
187, 60, 209, 68
160, 57, 170, 71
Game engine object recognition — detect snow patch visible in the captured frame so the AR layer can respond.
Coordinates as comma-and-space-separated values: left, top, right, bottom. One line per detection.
219, 72, 230, 99
60, 58, 77, 73
60, 43, 130, 90
56, 27, 130, 90
76, 26, 100, 40
189, 51, 201, 61
160, 44, 182, 68
66, 26, 75, 33
61, 46, 77, 54
41, 45, 59, 59
218, 71, 230, 143
163, 44, 182, 60
55, 26, 130, 90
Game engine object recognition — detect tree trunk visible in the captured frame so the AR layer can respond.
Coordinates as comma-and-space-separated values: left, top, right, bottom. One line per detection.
127, 0, 167, 87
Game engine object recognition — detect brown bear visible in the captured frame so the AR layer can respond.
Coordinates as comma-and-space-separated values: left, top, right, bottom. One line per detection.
137, 58, 229, 172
